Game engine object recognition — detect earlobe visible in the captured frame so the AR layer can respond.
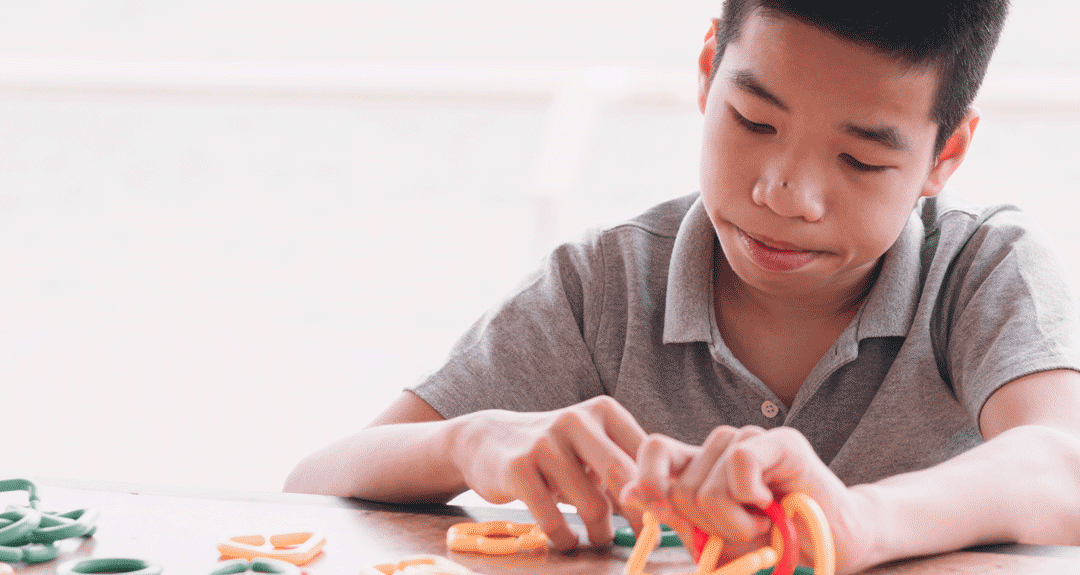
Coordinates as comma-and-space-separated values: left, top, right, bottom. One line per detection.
921, 107, 981, 198
698, 19, 719, 114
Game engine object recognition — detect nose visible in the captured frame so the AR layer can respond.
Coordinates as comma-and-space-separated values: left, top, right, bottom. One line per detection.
750, 160, 826, 222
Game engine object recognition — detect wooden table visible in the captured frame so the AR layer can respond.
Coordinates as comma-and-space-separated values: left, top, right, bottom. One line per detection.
5, 479, 1080, 574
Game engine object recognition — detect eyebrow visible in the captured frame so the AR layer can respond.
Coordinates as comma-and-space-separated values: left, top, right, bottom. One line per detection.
842, 123, 908, 151
729, 68, 908, 151
729, 69, 789, 112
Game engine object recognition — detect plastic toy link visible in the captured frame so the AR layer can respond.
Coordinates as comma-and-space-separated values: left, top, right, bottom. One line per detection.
0, 478, 100, 564
56, 557, 163, 575
446, 521, 547, 555
217, 531, 326, 566
208, 557, 302, 574
623, 492, 835, 575
362, 554, 479, 575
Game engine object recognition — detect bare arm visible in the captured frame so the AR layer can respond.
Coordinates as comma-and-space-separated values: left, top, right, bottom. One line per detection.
284, 391, 648, 550
283, 390, 464, 503
854, 368, 1080, 566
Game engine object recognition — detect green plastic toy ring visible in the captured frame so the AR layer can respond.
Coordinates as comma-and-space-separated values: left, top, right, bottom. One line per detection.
614, 524, 683, 547
208, 557, 303, 574
56, 557, 164, 575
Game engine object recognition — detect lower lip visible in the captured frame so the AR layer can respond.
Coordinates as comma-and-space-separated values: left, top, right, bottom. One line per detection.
739, 230, 817, 272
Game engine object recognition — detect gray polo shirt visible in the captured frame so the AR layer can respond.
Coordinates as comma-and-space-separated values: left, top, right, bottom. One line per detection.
411, 191, 1080, 485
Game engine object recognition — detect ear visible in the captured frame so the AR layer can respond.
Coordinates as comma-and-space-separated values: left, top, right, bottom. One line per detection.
921, 107, 980, 198
698, 19, 719, 114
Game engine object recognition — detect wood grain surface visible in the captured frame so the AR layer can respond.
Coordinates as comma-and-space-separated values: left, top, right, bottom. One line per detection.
4, 480, 1078, 575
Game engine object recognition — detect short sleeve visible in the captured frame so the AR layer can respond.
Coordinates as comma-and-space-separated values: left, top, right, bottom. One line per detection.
409, 231, 609, 418
937, 208, 1080, 421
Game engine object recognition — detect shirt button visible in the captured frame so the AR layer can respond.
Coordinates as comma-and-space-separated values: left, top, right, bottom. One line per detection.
761, 401, 779, 418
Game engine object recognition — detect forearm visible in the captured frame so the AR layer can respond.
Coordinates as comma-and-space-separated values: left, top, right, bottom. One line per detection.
283, 419, 467, 503
852, 424, 1080, 569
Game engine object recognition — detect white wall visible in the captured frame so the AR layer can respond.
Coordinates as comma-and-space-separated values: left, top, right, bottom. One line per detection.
0, 1, 1077, 493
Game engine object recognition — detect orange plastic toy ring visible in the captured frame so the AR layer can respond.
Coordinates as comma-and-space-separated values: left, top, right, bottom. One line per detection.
217, 532, 325, 566
446, 521, 547, 555
363, 554, 478, 575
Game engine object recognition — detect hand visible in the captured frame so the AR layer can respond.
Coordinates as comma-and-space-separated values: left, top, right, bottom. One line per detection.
621, 426, 876, 575
448, 396, 647, 550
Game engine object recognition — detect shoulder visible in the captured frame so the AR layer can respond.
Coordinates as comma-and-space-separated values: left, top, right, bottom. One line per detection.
920, 192, 1044, 250
552, 192, 699, 266
603, 192, 699, 240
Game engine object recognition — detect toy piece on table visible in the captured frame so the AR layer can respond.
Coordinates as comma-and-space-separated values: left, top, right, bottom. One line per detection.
614, 524, 683, 547
623, 492, 835, 575
55, 557, 163, 575
0, 478, 99, 564
445, 521, 547, 555
217, 532, 326, 566
208, 557, 302, 574
0, 563, 12, 574
362, 554, 479, 575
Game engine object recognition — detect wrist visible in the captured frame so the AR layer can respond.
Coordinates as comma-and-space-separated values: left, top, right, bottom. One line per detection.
844, 484, 889, 572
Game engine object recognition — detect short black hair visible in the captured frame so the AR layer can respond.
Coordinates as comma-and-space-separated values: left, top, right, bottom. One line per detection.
712, 0, 1009, 157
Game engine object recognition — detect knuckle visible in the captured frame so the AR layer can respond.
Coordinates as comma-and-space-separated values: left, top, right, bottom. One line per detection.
554, 408, 587, 432
587, 394, 620, 412
772, 426, 811, 449
706, 425, 738, 443
638, 432, 669, 456
728, 444, 756, 468
526, 435, 558, 461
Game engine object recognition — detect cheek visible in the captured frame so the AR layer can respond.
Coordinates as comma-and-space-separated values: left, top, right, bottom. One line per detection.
700, 123, 757, 192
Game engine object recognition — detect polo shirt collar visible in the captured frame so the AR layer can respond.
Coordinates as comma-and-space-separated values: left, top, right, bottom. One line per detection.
663, 195, 925, 344
854, 207, 924, 339
663, 196, 716, 344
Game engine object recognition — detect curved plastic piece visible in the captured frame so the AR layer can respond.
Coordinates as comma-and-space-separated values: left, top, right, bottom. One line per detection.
30, 508, 100, 543
713, 546, 778, 575
363, 555, 478, 575
20, 542, 60, 564
762, 501, 798, 575
208, 557, 302, 574
782, 493, 836, 575
696, 533, 725, 575
218, 532, 325, 566
446, 522, 547, 555
622, 511, 660, 575
0, 479, 40, 509
615, 525, 682, 547
0, 509, 41, 546
56, 557, 164, 575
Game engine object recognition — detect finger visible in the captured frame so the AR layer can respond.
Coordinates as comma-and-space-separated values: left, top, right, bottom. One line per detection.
568, 397, 648, 494
533, 435, 616, 547
726, 427, 823, 503
672, 426, 768, 536
621, 434, 696, 522
517, 467, 580, 550
674, 426, 746, 493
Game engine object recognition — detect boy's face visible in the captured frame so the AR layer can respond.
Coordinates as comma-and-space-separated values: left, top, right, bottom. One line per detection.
699, 10, 970, 303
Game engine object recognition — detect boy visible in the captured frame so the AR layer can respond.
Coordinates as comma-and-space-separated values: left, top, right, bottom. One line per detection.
286, 1, 1080, 573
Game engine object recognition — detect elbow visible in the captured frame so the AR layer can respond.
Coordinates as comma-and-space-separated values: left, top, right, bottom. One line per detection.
282, 454, 325, 495
1001, 425, 1080, 544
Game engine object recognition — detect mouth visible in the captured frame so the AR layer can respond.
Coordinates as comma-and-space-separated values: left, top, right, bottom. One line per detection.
737, 228, 820, 272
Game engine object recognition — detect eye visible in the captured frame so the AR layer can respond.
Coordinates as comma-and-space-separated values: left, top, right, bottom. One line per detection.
840, 153, 888, 173
730, 107, 776, 135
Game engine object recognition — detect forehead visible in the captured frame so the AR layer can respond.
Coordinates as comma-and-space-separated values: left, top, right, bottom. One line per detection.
720, 10, 940, 134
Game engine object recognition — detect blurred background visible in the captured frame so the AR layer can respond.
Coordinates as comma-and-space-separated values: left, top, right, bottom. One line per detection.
0, 1, 1077, 494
